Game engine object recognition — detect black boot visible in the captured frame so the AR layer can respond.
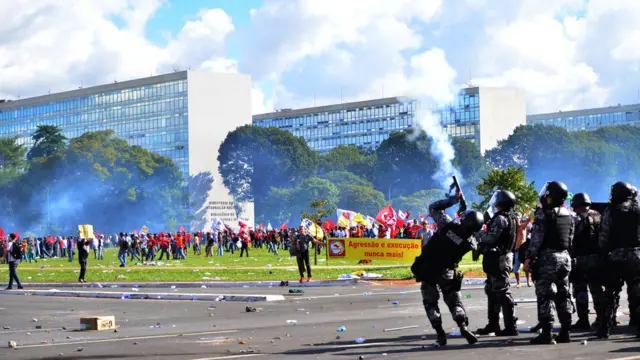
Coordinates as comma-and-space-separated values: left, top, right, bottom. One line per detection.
434, 325, 447, 346
571, 317, 591, 331
460, 326, 478, 345
530, 324, 554, 345
529, 323, 542, 333
555, 324, 571, 343
477, 300, 501, 335
498, 299, 519, 336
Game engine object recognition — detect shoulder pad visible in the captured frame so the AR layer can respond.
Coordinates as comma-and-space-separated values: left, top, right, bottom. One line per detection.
557, 207, 572, 216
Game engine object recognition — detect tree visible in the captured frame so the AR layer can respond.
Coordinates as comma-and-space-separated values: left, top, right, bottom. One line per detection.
301, 200, 336, 224
23, 130, 187, 233
452, 137, 487, 184
27, 125, 67, 161
217, 125, 318, 219
392, 189, 442, 217
473, 166, 538, 215
319, 145, 376, 181
0, 137, 28, 228
374, 130, 439, 198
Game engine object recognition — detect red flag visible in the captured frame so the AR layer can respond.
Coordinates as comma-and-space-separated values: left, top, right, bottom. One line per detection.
405, 211, 411, 220
376, 205, 397, 227
0, 227, 5, 240
280, 222, 287, 230
238, 220, 248, 229
322, 219, 336, 232
179, 225, 186, 233
396, 218, 405, 228
419, 214, 425, 222
259, 223, 264, 231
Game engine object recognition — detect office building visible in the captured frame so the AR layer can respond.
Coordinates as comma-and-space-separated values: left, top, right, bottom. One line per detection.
252, 87, 526, 154
0, 71, 254, 229
527, 103, 640, 131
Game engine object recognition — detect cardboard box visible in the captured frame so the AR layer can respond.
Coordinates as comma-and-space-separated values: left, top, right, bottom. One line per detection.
80, 316, 116, 331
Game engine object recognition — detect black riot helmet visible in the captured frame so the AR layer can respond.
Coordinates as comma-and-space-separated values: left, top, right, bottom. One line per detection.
539, 181, 568, 207
610, 181, 634, 204
489, 190, 517, 213
459, 210, 485, 233
632, 185, 638, 200
570, 193, 592, 209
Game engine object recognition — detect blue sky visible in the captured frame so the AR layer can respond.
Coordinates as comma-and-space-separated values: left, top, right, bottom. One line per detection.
146, 0, 262, 57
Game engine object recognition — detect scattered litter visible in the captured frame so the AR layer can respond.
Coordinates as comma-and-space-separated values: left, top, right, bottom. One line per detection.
355, 337, 366, 344
516, 320, 526, 325
581, 340, 587, 345
121, 294, 130, 300
2, 326, 10, 330
383, 325, 419, 332
616, 311, 624, 317
171, 286, 176, 289
286, 320, 298, 325
337, 326, 346, 332
337, 274, 359, 280
336, 335, 341, 339
76, 347, 83, 352
35, 325, 42, 329
238, 340, 247, 345
399, 291, 408, 295
131, 288, 138, 292
201, 285, 207, 289
289, 289, 304, 294
32, 318, 38, 322
465, 295, 472, 299
296, 309, 306, 312
240, 349, 257, 353
448, 330, 461, 337
8, 341, 16, 349
265, 264, 272, 268
246, 307, 257, 313
110, 285, 118, 288
362, 292, 372, 296
392, 301, 399, 305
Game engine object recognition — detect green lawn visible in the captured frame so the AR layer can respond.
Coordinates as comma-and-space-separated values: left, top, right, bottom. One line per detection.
0, 248, 481, 283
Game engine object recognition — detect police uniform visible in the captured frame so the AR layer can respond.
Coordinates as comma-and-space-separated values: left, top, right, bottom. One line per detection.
598, 196, 640, 338
526, 198, 575, 344
477, 210, 518, 335
570, 208, 603, 329
411, 196, 480, 346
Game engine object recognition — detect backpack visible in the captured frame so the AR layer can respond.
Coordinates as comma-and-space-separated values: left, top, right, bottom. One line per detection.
10, 242, 23, 259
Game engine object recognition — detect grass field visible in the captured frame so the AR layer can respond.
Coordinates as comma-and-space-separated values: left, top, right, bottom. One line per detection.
0, 247, 483, 283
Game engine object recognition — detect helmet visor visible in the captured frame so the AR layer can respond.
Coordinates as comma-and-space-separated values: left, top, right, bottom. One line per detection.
486, 191, 499, 217
538, 182, 550, 199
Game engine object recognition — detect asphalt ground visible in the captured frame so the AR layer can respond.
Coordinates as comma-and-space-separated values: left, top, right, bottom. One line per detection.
0, 285, 638, 360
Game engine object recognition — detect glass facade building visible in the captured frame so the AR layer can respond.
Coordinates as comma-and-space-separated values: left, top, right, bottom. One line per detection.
0, 73, 190, 179
252, 88, 482, 152
527, 104, 640, 131
0, 71, 255, 227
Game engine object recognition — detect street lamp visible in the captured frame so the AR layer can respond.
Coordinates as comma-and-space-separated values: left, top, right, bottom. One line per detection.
388, 179, 401, 203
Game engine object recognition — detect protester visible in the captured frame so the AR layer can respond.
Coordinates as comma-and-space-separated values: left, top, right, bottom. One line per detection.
77, 237, 89, 283
293, 226, 314, 282
1, 233, 24, 290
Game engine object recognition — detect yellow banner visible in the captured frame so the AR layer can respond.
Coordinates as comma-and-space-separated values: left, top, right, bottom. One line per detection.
327, 238, 421, 263
77, 224, 95, 239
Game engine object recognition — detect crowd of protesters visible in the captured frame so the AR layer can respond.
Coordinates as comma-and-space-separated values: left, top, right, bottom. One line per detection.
0, 218, 441, 288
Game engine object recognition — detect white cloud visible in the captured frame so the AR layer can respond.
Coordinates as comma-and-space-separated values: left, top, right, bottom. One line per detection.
4, 0, 640, 115
0, 0, 235, 99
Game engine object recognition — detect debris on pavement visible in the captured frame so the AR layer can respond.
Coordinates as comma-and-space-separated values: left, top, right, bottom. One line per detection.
8, 341, 17, 349
337, 326, 346, 332
355, 337, 366, 344
383, 325, 419, 332
286, 320, 298, 325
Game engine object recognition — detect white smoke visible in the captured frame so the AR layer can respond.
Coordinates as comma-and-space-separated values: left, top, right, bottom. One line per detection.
401, 98, 461, 190
415, 105, 460, 189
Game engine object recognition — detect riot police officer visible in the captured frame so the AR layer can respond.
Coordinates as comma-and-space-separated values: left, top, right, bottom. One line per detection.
524, 181, 574, 344
411, 191, 484, 346
569, 193, 603, 331
476, 190, 519, 336
597, 181, 640, 339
